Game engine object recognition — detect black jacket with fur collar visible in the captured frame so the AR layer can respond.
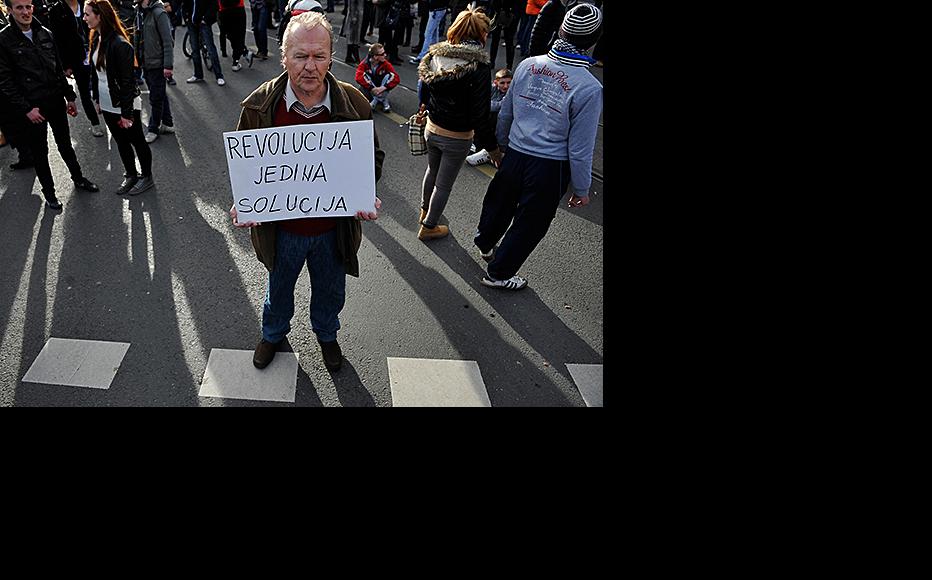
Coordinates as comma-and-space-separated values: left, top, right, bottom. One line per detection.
418, 41, 497, 151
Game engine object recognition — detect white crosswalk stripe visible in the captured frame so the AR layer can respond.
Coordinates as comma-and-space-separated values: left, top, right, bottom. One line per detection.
198, 348, 298, 403
388, 357, 491, 407
22, 338, 130, 390
566, 364, 603, 407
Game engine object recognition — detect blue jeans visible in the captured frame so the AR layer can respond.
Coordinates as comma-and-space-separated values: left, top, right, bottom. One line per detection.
263, 228, 346, 344
362, 74, 394, 108
414, 8, 446, 61
192, 22, 223, 79
251, 1, 269, 55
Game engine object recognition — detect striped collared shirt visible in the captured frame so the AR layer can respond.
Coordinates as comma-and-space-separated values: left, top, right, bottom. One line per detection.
284, 80, 332, 119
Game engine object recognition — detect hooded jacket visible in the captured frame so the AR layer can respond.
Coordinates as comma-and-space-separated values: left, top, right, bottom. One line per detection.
135, 0, 174, 70
236, 71, 385, 277
417, 41, 497, 151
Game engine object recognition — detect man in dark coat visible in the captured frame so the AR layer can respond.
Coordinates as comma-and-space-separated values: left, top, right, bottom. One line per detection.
0, 0, 99, 209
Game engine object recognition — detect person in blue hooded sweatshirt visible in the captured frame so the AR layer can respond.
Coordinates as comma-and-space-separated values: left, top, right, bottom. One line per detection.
473, 3, 602, 291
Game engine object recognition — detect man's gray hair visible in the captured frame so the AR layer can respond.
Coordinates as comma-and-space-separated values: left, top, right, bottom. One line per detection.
281, 10, 334, 61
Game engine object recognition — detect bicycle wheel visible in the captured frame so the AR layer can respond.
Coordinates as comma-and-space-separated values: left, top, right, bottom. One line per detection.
202, 44, 212, 72
182, 30, 192, 58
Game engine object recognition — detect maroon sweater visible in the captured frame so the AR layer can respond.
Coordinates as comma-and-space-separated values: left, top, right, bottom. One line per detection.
274, 96, 338, 237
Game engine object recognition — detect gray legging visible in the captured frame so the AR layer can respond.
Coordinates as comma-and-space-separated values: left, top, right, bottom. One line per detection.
421, 130, 473, 228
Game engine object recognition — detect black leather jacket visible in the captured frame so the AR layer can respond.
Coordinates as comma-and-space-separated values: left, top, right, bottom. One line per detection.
418, 41, 497, 151
0, 21, 77, 118
45, 0, 86, 71
89, 32, 139, 119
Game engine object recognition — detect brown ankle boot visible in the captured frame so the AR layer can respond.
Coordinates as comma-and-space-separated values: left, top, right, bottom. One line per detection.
419, 208, 427, 223
418, 223, 449, 240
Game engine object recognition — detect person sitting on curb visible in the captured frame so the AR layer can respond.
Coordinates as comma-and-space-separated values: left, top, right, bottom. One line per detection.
354, 42, 399, 113
467, 66, 511, 166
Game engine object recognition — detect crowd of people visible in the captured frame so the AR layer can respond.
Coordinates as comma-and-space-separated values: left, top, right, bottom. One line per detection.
1, 0, 603, 371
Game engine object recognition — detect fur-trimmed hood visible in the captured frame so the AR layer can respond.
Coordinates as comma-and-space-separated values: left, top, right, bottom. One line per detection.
418, 42, 490, 85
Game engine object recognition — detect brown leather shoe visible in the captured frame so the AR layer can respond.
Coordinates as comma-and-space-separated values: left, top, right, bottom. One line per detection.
419, 208, 427, 223
418, 223, 449, 241
318, 339, 343, 372
253, 339, 280, 369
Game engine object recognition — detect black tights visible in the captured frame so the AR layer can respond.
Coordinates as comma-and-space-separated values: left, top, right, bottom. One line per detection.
102, 110, 152, 177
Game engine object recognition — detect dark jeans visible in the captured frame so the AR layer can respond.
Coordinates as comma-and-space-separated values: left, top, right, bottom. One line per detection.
23, 98, 84, 196
490, 16, 519, 69
102, 110, 153, 178
360, 1, 374, 37
415, 0, 428, 47
263, 228, 346, 344
251, 1, 269, 55
0, 118, 31, 160
73, 63, 101, 126
475, 147, 571, 280
516, 13, 536, 56
144, 68, 173, 133
191, 22, 224, 79
219, 8, 248, 61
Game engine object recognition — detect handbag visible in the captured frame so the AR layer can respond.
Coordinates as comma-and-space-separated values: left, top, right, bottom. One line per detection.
407, 106, 428, 156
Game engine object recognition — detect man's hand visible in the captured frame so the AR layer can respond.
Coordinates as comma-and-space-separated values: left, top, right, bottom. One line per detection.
65, 68, 74, 78
94, 102, 101, 114
118, 116, 133, 129
488, 147, 504, 168
372, 86, 385, 96
27, 108, 45, 123
356, 197, 381, 221
568, 194, 590, 208
230, 205, 260, 228
66, 101, 78, 117
164, 68, 173, 79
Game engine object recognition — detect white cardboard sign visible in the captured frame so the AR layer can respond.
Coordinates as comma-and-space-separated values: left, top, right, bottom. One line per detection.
224, 120, 376, 222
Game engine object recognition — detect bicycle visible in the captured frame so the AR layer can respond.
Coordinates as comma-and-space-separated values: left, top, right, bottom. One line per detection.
182, 26, 212, 72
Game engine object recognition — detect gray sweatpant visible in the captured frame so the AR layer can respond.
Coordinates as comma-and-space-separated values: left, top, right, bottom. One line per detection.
421, 130, 473, 228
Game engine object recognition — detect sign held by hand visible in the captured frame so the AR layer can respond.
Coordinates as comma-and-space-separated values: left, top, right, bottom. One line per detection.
224, 120, 376, 222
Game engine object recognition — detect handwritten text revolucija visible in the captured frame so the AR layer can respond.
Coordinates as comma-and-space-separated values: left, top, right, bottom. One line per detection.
225, 128, 353, 159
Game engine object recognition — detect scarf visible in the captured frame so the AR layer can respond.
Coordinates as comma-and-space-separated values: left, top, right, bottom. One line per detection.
548, 39, 595, 68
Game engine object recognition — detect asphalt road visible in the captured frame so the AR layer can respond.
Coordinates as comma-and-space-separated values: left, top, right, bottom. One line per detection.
0, 10, 603, 406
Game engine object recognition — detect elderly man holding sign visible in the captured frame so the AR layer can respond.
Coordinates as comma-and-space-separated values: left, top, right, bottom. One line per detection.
229, 10, 384, 372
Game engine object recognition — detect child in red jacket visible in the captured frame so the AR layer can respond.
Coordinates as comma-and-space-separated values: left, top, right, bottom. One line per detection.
354, 43, 400, 113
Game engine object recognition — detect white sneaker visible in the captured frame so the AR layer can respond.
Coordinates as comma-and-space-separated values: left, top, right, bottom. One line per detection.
369, 97, 378, 109
158, 124, 175, 134
186, 76, 203, 83
383, 104, 391, 113
144, 131, 159, 144
481, 275, 528, 290
217, 78, 226, 86
90, 125, 104, 137
231, 62, 242, 72
466, 149, 491, 166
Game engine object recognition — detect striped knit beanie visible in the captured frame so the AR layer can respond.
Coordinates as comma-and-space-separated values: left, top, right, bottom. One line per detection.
558, 3, 603, 50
